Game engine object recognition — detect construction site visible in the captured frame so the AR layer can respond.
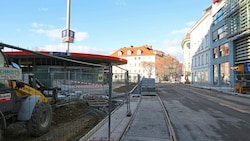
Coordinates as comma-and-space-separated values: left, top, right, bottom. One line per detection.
0, 42, 138, 141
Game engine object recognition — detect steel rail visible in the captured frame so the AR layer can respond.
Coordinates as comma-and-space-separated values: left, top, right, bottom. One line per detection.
118, 95, 142, 141
158, 94, 177, 141
119, 94, 177, 141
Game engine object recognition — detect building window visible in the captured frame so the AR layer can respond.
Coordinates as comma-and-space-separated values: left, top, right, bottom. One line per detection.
201, 71, 204, 83
198, 56, 200, 66
187, 42, 190, 49
220, 62, 230, 85
205, 71, 208, 82
118, 51, 123, 56
218, 25, 227, 39
195, 58, 197, 67
213, 47, 218, 58
201, 55, 204, 65
214, 64, 218, 84
137, 50, 142, 55
213, 8, 224, 25
212, 25, 227, 42
127, 50, 132, 55
212, 30, 219, 42
197, 71, 200, 82
219, 43, 229, 57
206, 53, 208, 64
205, 35, 209, 48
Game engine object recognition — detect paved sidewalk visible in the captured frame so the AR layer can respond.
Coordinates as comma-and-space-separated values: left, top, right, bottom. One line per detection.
79, 94, 141, 141
190, 84, 250, 98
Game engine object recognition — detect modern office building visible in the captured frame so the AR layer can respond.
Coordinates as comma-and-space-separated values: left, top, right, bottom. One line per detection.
184, 0, 250, 88
210, 0, 250, 87
210, 0, 229, 86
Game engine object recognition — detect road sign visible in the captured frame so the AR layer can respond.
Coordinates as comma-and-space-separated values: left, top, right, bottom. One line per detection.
62, 29, 75, 43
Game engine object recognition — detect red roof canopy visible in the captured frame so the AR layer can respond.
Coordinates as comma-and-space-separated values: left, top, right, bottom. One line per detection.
4, 51, 127, 66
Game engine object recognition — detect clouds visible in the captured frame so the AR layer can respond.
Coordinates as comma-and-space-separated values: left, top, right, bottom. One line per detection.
28, 22, 109, 55
159, 21, 196, 62
30, 22, 88, 41
171, 28, 190, 35
161, 38, 183, 61
75, 32, 88, 42
31, 22, 54, 28
37, 43, 112, 55
171, 21, 196, 35
28, 22, 91, 54
38, 43, 90, 53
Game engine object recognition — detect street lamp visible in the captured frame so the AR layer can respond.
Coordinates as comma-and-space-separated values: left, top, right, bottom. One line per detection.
62, 0, 75, 56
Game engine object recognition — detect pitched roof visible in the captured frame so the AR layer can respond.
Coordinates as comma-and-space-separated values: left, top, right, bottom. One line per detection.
110, 45, 160, 57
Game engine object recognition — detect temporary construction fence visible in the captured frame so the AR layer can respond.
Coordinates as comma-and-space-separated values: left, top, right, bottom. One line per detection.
14, 67, 141, 141
23, 71, 140, 100
0, 42, 142, 140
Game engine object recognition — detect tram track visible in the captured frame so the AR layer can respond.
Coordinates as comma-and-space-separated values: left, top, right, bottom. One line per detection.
158, 94, 177, 141
118, 96, 142, 141
119, 94, 177, 141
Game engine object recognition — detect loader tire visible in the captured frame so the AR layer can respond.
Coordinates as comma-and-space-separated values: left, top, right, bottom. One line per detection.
26, 102, 52, 137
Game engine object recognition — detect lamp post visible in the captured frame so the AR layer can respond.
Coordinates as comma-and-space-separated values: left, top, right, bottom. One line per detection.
66, 0, 70, 54
62, 0, 75, 56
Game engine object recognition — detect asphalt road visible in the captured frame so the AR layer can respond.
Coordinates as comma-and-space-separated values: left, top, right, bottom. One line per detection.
157, 83, 250, 141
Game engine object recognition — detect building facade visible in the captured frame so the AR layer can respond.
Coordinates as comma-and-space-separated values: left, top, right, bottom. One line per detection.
189, 6, 213, 85
210, 0, 229, 86
210, 0, 250, 87
183, 0, 250, 87
110, 45, 164, 82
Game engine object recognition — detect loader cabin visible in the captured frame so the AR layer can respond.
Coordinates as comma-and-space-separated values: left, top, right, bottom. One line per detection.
4, 51, 127, 87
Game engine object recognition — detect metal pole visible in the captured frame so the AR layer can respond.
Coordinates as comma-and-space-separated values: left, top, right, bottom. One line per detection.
108, 63, 113, 139
138, 74, 142, 94
126, 71, 131, 116
66, 0, 71, 55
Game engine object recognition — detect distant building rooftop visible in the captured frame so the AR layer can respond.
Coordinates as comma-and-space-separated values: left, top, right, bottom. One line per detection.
110, 45, 164, 57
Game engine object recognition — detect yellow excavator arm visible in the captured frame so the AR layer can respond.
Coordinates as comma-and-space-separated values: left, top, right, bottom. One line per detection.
11, 81, 49, 103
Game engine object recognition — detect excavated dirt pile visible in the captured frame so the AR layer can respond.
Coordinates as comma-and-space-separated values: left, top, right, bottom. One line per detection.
3, 83, 137, 141
3, 102, 105, 141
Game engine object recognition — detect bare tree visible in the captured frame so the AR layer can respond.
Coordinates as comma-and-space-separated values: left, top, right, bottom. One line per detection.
140, 61, 155, 78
